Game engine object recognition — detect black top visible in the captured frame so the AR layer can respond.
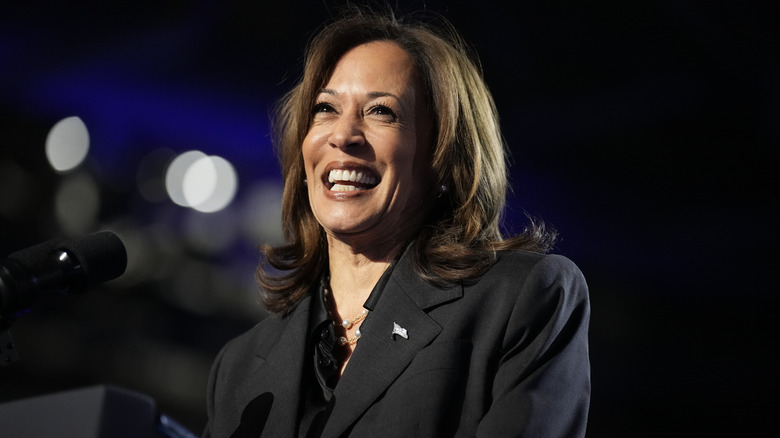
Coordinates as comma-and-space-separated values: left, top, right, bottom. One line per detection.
299, 265, 396, 438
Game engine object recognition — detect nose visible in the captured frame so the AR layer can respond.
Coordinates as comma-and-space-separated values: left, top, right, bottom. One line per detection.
328, 113, 366, 150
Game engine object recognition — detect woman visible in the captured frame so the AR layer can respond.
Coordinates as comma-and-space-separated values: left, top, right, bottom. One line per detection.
204, 9, 590, 438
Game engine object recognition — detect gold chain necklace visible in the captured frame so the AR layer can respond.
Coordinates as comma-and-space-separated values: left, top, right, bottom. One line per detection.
323, 281, 369, 346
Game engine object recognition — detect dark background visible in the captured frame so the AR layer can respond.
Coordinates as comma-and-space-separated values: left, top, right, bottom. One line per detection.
1, 1, 777, 436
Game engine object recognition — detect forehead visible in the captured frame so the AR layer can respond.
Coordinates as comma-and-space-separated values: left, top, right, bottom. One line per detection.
325, 41, 420, 94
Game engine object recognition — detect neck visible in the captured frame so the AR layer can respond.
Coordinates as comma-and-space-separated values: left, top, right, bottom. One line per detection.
325, 235, 400, 315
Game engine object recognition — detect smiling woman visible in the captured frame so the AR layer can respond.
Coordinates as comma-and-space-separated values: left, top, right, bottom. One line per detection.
302, 41, 433, 260
203, 6, 591, 438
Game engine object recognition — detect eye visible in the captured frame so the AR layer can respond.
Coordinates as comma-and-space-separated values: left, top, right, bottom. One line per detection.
369, 104, 397, 121
312, 102, 335, 115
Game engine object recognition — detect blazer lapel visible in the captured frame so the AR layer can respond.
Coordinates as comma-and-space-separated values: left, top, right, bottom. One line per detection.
242, 296, 311, 437
321, 254, 463, 437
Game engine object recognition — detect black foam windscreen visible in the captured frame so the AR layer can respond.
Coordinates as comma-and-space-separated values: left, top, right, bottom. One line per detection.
57, 231, 127, 291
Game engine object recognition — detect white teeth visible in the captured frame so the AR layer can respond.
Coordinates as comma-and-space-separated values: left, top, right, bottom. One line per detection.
331, 184, 357, 191
327, 169, 378, 187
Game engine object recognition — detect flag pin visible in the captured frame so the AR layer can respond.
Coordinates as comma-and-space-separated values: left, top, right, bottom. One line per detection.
392, 322, 408, 340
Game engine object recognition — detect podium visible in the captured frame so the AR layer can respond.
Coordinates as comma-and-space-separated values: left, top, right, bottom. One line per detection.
0, 385, 197, 437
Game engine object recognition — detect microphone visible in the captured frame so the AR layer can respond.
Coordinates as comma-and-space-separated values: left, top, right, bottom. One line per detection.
0, 231, 127, 318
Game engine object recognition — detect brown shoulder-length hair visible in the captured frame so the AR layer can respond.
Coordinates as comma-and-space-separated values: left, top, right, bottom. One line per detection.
259, 8, 556, 314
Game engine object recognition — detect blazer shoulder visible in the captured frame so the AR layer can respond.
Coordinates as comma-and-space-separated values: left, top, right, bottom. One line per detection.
495, 250, 585, 281
490, 251, 589, 305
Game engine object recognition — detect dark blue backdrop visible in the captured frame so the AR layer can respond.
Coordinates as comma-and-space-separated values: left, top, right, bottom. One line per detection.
1, 1, 777, 436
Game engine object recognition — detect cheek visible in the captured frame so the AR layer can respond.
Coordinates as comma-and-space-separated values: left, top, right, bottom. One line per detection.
300, 136, 318, 175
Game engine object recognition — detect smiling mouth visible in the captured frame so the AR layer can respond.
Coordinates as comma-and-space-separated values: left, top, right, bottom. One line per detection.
326, 168, 379, 192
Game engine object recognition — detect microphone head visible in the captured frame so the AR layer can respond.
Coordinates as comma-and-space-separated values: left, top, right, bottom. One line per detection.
58, 231, 127, 292
7, 230, 127, 295
2, 231, 127, 317
7, 238, 62, 278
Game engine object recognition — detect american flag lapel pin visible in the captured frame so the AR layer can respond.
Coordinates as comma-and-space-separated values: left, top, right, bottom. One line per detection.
392, 322, 408, 340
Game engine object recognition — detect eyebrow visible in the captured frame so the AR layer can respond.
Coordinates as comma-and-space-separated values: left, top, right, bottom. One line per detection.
318, 89, 402, 102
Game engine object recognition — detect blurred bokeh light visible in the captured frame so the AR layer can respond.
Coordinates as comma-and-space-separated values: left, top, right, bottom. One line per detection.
181, 155, 238, 213
165, 150, 209, 207
45, 116, 90, 173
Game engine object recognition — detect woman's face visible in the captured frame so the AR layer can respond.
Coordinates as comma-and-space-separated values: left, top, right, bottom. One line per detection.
302, 40, 432, 250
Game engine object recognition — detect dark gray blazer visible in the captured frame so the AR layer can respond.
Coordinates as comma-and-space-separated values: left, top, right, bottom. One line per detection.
203, 250, 590, 437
